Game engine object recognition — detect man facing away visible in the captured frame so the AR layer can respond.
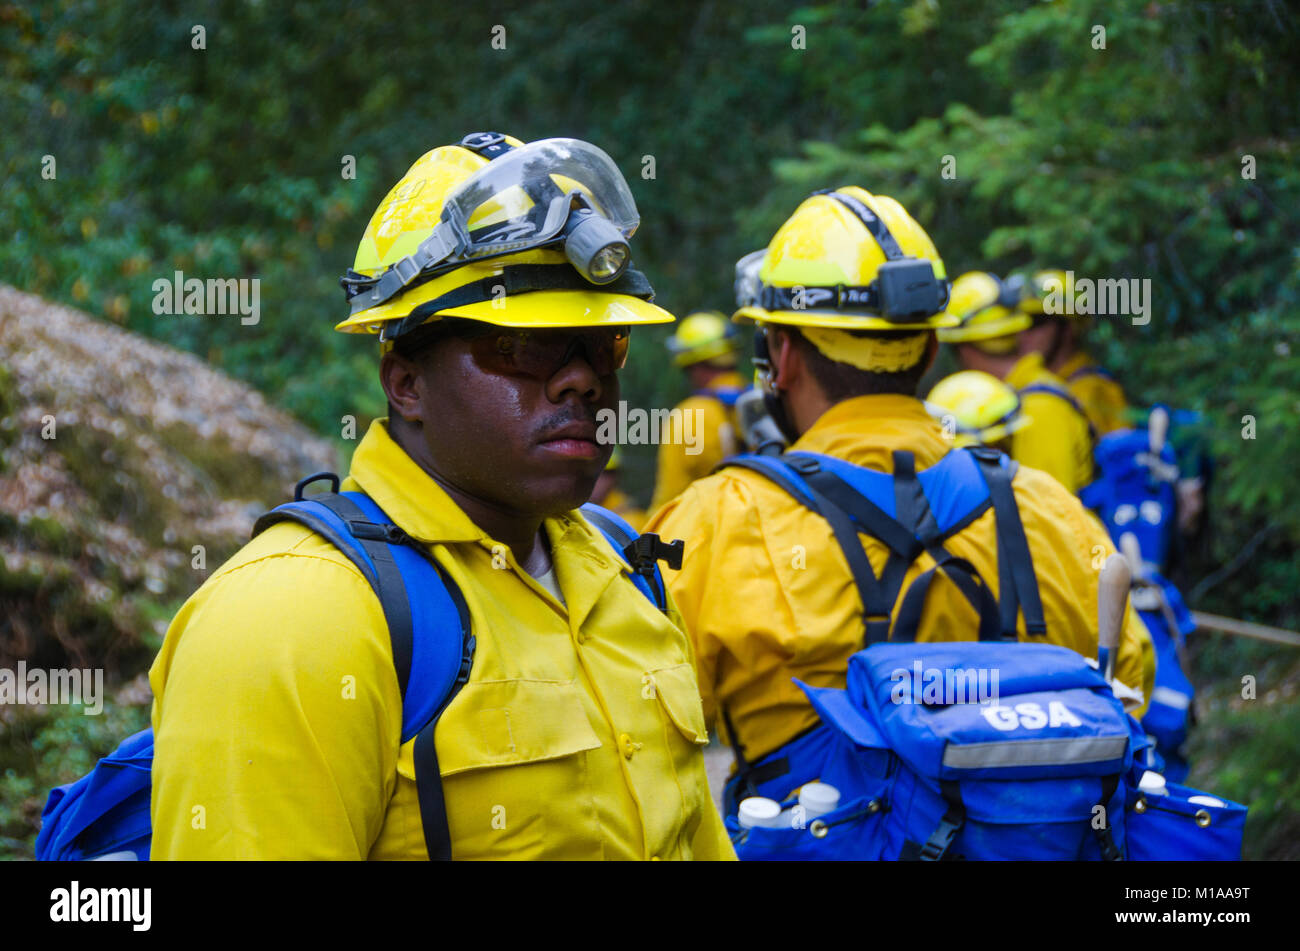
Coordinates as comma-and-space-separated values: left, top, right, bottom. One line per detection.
646, 188, 1153, 810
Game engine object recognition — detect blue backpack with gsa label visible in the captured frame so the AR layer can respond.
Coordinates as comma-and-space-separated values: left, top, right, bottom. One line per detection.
36, 473, 673, 861
715, 447, 1244, 860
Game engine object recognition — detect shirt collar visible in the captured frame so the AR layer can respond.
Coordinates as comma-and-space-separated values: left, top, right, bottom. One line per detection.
706, 370, 746, 391
343, 419, 493, 544
343, 420, 625, 606
1006, 351, 1049, 390
790, 394, 952, 470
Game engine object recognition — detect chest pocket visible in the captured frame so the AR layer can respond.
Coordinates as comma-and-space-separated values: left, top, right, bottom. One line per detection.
649, 663, 709, 747
432, 679, 602, 774
645, 663, 711, 859
402, 679, 604, 859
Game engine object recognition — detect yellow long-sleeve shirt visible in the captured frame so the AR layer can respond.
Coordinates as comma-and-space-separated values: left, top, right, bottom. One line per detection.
149, 419, 734, 860
646, 394, 1154, 766
649, 371, 746, 513
1057, 351, 1131, 437
1006, 352, 1096, 494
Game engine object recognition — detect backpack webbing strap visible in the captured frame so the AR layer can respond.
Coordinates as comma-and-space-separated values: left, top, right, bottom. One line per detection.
580, 506, 672, 614
1094, 774, 1123, 862
717, 705, 802, 816
726, 457, 898, 645
1020, 382, 1098, 446
1066, 364, 1117, 384
255, 490, 473, 862
891, 452, 1003, 643
971, 451, 1048, 637
253, 495, 416, 696
892, 555, 1002, 643
901, 780, 965, 861
413, 564, 474, 863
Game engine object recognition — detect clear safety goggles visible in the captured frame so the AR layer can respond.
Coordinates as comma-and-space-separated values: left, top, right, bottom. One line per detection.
345, 137, 641, 317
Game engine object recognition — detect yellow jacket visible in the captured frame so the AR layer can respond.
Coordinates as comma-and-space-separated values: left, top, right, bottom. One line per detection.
646, 395, 1154, 766
1057, 351, 1130, 437
1006, 353, 1096, 494
149, 419, 734, 861
649, 371, 746, 513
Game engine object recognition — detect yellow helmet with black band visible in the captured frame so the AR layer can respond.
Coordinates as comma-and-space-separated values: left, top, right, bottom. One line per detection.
337, 132, 674, 343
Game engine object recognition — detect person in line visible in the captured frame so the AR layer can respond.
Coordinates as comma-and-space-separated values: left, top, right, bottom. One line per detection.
150, 132, 735, 860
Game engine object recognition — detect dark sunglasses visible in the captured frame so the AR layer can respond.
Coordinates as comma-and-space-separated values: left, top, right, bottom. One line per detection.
465, 325, 630, 380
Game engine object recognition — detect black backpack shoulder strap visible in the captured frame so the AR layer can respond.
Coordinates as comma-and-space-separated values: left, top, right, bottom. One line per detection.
254, 483, 473, 862
890, 451, 1002, 643
724, 455, 901, 646
1020, 381, 1099, 445
971, 449, 1047, 637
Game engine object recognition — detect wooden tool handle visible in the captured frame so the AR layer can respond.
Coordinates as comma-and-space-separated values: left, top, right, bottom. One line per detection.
1119, 532, 1143, 579
1148, 406, 1169, 456
1098, 553, 1131, 680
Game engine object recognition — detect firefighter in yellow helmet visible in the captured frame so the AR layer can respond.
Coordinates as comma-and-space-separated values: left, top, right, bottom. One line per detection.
648, 311, 748, 512
926, 369, 1031, 453
149, 132, 733, 860
590, 448, 647, 531
1017, 269, 1131, 436
937, 271, 1096, 494
645, 188, 1153, 827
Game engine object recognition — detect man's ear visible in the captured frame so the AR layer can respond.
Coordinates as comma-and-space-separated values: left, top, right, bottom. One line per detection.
922, 331, 939, 374
380, 352, 426, 424
769, 326, 801, 391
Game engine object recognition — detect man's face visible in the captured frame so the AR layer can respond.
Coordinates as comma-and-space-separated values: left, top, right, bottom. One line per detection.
390, 324, 624, 518
1017, 319, 1064, 363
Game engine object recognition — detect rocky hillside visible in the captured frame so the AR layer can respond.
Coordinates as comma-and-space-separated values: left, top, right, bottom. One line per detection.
0, 286, 338, 854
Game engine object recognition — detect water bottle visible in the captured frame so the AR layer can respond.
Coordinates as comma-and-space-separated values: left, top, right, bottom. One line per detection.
1138, 770, 1169, 796
738, 796, 784, 829
797, 782, 841, 821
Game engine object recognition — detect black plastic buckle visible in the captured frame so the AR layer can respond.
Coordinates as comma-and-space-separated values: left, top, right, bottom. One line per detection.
785, 455, 820, 476
460, 131, 512, 159
919, 817, 962, 861
347, 520, 412, 546
294, 471, 340, 501
622, 533, 684, 574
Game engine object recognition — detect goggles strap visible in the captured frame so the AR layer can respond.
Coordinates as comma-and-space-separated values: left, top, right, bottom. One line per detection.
816, 189, 905, 261
350, 222, 460, 315
381, 265, 656, 342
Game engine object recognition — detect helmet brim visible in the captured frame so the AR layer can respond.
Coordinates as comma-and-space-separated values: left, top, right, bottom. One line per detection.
935, 312, 1033, 343
337, 289, 675, 333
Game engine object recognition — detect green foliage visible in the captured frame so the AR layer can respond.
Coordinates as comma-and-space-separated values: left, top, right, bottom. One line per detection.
0, 698, 151, 858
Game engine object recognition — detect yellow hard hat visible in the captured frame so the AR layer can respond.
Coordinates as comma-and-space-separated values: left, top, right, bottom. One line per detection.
1017, 269, 1070, 317
926, 370, 1031, 447
336, 132, 673, 339
733, 187, 956, 332
666, 311, 739, 367
935, 271, 1032, 352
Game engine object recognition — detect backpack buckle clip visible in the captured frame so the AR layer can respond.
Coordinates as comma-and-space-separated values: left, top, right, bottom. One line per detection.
622, 533, 685, 574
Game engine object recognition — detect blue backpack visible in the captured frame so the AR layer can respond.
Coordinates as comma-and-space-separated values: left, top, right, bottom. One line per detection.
1130, 572, 1196, 783
1079, 411, 1200, 780
36, 473, 675, 861
714, 448, 1245, 860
